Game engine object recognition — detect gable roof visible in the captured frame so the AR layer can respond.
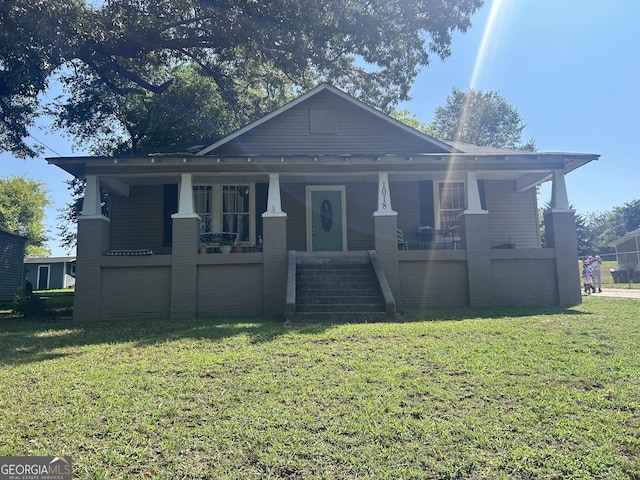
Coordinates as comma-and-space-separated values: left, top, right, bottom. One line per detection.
195, 83, 457, 156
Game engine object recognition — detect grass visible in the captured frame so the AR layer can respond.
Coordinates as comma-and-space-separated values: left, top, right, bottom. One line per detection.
1, 299, 639, 479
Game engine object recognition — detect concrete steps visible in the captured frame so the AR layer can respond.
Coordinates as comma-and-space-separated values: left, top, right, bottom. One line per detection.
293, 255, 387, 320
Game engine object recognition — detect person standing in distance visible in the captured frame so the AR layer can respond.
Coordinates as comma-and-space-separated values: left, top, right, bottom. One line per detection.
587, 249, 603, 293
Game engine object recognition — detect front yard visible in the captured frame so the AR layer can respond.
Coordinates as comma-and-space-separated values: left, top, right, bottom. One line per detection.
1, 298, 639, 479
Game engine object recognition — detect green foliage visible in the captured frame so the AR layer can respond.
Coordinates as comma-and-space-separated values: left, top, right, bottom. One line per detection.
0, 175, 51, 256
0, 301, 639, 478
1, 0, 484, 157
10, 292, 48, 318
391, 109, 429, 133
584, 198, 640, 254
56, 177, 109, 252
427, 87, 537, 150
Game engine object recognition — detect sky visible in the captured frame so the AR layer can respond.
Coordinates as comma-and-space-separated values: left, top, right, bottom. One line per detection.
1, 0, 639, 257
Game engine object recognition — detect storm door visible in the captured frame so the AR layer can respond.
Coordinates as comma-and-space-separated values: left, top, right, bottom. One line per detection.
306, 186, 347, 251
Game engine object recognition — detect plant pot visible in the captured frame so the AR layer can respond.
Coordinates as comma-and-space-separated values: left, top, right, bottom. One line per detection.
199, 246, 207, 254
232, 245, 243, 253
219, 245, 232, 254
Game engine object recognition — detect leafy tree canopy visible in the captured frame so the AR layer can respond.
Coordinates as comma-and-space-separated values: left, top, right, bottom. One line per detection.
426, 87, 536, 151
585, 198, 640, 255
0, 176, 51, 257
0, 0, 484, 158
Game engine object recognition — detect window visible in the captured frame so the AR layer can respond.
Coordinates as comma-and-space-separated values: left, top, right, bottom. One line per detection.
193, 184, 254, 243
438, 181, 465, 230
222, 185, 250, 242
193, 185, 213, 233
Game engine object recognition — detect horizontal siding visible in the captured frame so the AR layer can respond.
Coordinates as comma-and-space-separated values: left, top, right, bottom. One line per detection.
491, 258, 558, 305
197, 264, 263, 315
345, 183, 375, 251
0, 234, 25, 301
485, 180, 539, 249
110, 185, 169, 254
399, 259, 469, 308
101, 266, 171, 319
393, 181, 422, 250
215, 90, 444, 156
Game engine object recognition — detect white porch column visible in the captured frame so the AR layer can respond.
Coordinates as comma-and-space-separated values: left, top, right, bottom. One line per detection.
173, 173, 198, 218
263, 173, 286, 217
464, 171, 488, 214
373, 172, 397, 216
551, 169, 571, 212
81, 175, 103, 217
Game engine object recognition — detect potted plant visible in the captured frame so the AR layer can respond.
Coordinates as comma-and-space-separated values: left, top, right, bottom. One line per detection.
218, 233, 236, 253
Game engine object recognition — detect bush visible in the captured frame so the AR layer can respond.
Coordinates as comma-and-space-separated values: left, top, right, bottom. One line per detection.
11, 293, 49, 318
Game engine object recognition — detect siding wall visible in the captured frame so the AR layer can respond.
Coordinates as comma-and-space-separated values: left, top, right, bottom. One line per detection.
110, 185, 168, 254
485, 180, 540, 249
197, 264, 263, 316
215, 90, 446, 156
101, 266, 172, 319
0, 231, 26, 301
393, 181, 422, 250
399, 255, 469, 308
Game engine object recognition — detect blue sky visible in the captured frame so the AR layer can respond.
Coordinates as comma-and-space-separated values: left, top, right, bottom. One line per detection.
1, 0, 638, 256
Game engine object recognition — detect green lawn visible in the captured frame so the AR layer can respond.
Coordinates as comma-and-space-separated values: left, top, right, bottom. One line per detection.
1, 299, 639, 479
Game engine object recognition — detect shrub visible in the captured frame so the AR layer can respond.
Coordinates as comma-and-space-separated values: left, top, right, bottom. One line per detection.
11, 293, 49, 318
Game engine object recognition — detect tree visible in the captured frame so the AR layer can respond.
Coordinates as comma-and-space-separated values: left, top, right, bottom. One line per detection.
584, 198, 640, 255
426, 87, 536, 150
1, 0, 484, 158
0, 176, 51, 257
391, 109, 429, 133
51, 63, 249, 155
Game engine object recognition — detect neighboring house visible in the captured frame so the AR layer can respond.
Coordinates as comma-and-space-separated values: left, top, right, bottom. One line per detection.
47, 84, 599, 321
609, 227, 640, 283
24, 257, 76, 291
0, 226, 26, 302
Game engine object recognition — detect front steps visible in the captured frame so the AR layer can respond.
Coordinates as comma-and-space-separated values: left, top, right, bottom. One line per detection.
287, 251, 394, 322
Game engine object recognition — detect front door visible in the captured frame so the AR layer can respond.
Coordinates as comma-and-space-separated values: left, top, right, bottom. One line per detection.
306, 186, 346, 251
37, 265, 50, 290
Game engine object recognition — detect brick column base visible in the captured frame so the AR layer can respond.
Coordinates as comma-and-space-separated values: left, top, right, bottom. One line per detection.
171, 215, 200, 319
460, 212, 492, 307
373, 214, 399, 296
263, 215, 287, 316
544, 210, 581, 306
74, 216, 110, 321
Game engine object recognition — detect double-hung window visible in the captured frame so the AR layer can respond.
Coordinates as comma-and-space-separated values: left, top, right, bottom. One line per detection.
193, 185, 213, 234
193, 184, 253, 243
438, 181, 465, 230
222, 185, 250, 243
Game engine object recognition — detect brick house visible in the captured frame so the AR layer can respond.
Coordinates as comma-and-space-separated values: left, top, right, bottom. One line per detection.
48, 84, 598, 321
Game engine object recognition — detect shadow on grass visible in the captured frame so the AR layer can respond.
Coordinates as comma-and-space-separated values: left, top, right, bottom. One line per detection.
0, 301, 593, 366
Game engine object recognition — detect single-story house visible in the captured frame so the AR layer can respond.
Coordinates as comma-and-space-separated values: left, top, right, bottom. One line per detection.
609, 227, 640, 283
24, 256, 76, 290
47, 84, 599, 321
0, 225, 26, 302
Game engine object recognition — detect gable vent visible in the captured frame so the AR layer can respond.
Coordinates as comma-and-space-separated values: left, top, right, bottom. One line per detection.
309, 109, 337, 134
